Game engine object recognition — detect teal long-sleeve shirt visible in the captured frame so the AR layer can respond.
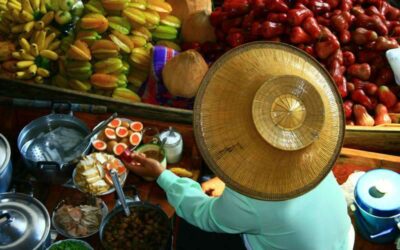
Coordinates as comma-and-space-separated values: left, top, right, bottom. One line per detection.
157, 170, 351, 250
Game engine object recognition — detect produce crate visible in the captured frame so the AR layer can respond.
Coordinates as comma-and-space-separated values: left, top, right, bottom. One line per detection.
334, 147, 400, 184
344, 125, 400, 155
2, 77, 400, 155
0, 77, 193, 124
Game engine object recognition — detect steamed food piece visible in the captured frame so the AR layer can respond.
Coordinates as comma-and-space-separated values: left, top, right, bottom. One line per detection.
74, 152, 126, 195
54, 202, 103, 237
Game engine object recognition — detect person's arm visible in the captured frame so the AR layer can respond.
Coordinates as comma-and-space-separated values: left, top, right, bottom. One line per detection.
123, 153, 261, 234
157, 170, 261, 233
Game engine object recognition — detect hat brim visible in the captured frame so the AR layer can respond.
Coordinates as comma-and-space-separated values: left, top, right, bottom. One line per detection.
193, 42, 345, 201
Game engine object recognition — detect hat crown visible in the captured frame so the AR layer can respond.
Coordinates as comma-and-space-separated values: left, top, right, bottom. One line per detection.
271, 94, 306, 130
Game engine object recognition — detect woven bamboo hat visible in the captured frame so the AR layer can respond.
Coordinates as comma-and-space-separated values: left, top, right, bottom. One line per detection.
194, 42, 345, 200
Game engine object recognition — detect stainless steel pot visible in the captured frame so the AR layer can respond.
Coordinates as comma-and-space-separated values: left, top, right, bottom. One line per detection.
0, 134, 12, 192
0, 192, 51, 250
99, 187, 171, 250
17, 107, 91, 184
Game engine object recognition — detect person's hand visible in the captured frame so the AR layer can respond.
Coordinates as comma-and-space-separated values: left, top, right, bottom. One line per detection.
201, 177, 225, 197
123, 152, 165, 180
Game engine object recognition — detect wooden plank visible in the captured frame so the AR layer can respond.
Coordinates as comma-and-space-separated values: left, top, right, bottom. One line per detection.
343, 125, 400, 155
339, 147, 400, 170
0, 77, 193, 124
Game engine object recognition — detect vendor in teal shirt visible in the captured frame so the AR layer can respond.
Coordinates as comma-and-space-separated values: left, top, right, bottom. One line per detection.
123, 42, 354, 250
124, 153, 354, 250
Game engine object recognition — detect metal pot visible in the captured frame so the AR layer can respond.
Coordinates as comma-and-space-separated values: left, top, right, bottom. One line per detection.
99, 187, 172, 250
0, 192, 51, 250
17, 107, 91, 184
0, 134, 12, 192
354, 169, 400, 243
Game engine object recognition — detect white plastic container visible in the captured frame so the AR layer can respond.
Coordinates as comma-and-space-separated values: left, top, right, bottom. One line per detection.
159, 127, 183, 164
386, 48, 400, 85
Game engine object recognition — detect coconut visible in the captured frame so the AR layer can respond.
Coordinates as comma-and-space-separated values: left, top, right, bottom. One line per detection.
181, 10, 216, 43
162, 49, 208, 98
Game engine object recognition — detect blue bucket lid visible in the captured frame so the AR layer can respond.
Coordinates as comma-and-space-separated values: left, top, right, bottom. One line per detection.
354, 169, 400, 217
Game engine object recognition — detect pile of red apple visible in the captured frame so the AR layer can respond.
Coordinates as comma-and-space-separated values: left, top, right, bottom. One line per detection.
184, 0, 400, 126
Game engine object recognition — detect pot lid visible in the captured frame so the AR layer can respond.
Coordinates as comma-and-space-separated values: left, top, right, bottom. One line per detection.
0, 192, 50, 250
0, 134, 10, 173
355, 169, 400, 217
159, 128, 181, 146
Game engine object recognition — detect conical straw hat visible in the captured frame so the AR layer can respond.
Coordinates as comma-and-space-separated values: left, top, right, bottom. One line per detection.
194, 42, 345, 200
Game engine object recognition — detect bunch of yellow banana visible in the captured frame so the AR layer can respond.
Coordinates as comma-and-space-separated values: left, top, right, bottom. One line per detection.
10, 29, 59, 83
1, 0, 80, 40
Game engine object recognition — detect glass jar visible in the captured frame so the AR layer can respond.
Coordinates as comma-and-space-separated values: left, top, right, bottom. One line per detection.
159, 127, 183, 164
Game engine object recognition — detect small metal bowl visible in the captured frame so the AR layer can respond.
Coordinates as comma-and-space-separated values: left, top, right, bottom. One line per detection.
46, 239, 93, 250
51, 196, 108, 239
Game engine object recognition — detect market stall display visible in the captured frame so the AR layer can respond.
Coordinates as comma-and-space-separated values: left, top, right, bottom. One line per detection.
189, 0, 400, 127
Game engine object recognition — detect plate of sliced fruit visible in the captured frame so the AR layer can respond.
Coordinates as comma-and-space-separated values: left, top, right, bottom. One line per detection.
91, 117, 144, 157
73, 152, 128, 196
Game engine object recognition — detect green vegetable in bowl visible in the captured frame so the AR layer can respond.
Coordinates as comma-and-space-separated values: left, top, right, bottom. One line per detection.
48, 240, 92, 250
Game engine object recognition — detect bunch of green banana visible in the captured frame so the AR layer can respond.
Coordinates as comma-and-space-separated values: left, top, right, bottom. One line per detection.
11, 29, 59, 83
